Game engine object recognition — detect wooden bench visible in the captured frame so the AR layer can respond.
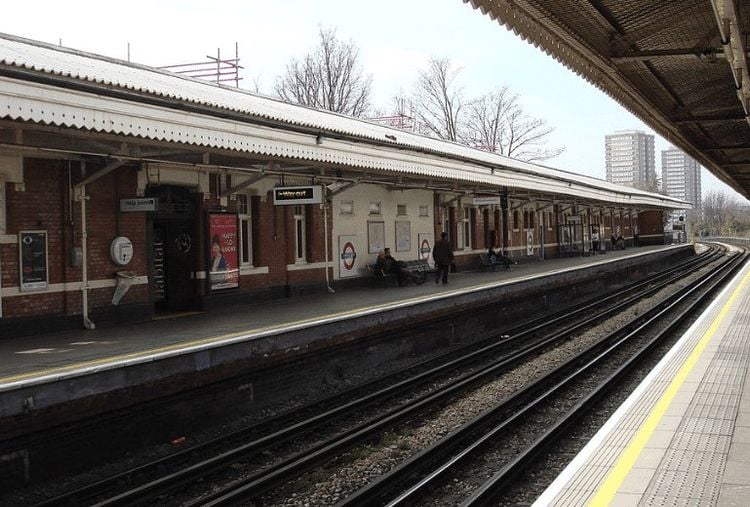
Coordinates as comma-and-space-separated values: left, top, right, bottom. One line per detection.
479, 252, 513, 271
366, 264, 396, 287
366, 259, 433, 287
401, 259, 435, 276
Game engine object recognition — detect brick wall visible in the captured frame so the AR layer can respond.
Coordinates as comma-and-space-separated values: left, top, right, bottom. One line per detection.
2, 158, 149, 320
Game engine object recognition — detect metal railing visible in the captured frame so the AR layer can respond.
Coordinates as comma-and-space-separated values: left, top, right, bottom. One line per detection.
699, 236, 750, 248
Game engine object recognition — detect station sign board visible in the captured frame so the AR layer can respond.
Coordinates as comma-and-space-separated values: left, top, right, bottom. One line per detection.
120, 197, 158, 212
472, 196, 501, 206
273, 186, 323, 206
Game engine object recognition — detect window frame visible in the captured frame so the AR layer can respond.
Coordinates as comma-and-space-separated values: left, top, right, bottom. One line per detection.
237, 194, 253, 267
293, 205, 306, 263
460, 206, 472, 249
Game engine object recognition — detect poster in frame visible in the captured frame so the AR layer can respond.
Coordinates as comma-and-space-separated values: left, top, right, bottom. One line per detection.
19, 230, 48, 292
208, 213, 240, 290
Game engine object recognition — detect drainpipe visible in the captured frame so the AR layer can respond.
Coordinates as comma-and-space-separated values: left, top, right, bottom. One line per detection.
323, 200, 335, 294
0, 178, 5, 318
540, 211, 545, 261
74, 159, 126, 330
79, 184, 95, 329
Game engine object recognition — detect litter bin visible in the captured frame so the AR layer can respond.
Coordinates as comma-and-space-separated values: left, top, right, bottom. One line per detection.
112, 271, 136, 305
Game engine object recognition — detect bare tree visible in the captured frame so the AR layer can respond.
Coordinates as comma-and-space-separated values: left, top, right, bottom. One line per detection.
249, 74, 264, 94
463, 86, 514, 151
696, 190, 750, 236
413, 57, 464, 141
634, 174, 661, 193
464, 87, 564, 162
274, 27, 372, 117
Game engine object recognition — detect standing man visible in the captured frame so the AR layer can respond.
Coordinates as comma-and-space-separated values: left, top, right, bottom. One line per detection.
591, 228, 600, 254
432, 232, 454, 285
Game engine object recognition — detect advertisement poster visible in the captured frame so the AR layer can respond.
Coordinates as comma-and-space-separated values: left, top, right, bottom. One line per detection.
338, 235, 359, 279
526, 229, 535, 256
19, 231, 48, 292
208, 213, 239, 290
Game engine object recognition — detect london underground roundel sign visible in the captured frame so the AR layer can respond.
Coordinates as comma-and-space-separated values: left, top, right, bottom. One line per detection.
341, 241, 357, 270
420, 239, 431, 260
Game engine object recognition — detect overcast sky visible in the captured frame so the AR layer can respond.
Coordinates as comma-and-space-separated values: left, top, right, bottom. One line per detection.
2, 0, 744, 200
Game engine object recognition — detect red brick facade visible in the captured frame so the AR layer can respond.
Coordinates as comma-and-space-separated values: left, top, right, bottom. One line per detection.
0, 157, 665, 333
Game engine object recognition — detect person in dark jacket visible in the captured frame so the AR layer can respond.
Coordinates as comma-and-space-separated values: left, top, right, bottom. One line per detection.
375, 248, 424, 286
432, 232, 454, 284
488, 245, 513, 271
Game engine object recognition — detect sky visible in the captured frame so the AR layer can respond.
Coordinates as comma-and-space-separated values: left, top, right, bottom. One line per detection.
2, 0, 745, 202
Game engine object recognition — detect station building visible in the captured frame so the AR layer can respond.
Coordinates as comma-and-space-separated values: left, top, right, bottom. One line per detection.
0, 34, 687, 336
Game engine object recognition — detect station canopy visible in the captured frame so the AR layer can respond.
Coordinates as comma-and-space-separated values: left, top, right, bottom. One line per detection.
465, 0, 750, 199
0, 32, 687, 211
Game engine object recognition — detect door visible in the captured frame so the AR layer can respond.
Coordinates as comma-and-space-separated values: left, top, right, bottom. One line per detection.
151, 220, 195, 313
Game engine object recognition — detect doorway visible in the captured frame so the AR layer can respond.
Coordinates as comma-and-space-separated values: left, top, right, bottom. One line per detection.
151, 220, 195, 313
147, 186, 197, 313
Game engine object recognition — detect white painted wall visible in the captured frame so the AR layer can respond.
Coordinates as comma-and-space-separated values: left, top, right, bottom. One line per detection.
331, 183, 434, 280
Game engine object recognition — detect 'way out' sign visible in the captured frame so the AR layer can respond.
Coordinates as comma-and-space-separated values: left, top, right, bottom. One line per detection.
273, 186, 323, 205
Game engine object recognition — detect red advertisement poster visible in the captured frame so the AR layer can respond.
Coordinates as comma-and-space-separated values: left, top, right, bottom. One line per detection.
208, 213, 239, 290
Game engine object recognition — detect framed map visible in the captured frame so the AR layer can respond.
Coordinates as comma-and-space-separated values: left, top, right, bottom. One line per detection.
395, 221, 411, 252
368, 221, 385, 253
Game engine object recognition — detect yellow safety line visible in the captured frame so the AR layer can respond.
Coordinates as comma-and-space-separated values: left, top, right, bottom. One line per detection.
0, 297, 426, 385
589, 268, 750, 506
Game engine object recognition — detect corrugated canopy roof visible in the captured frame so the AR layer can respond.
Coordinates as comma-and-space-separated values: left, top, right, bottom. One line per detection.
465, 0, 750, 200
0, 32, 687, 209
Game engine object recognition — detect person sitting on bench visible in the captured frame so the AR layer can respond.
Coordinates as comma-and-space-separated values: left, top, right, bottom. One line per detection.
375, 248, 425, 285
488, 246, 513, 271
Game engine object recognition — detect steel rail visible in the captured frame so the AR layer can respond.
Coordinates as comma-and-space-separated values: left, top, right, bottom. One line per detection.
184, 249, 723, 506
32, 247, 718, 506
342, 248, 743, 506
463, 248, 748, 505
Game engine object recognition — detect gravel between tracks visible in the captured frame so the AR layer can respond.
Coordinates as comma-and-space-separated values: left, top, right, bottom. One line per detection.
264, 259, 716, 506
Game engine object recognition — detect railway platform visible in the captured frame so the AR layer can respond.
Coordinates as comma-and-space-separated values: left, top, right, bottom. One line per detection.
536, 252, 750, 506
0, 244, 693, 425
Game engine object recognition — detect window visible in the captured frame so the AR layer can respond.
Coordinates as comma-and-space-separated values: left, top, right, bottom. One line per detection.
369, 202, 381, 215
513, 210, 520, 230
237, 194, 252, 266
340, 200, 354, 214
0, 182, 5, 234
529, 211, 534, 229
397, 204, 407, 216
547, 211, 553, 230
419, 205, 429, 217
442, 206, 450, 234
294, 205, 306, 262
461, 207, 472, 249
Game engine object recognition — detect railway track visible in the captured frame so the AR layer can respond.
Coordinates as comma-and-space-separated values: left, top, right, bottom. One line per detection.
341, 245, 747, 506
26, 245, 731, 506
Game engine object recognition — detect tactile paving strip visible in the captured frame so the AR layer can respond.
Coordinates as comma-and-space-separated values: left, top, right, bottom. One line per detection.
541, 264, 750, 506
640, 273, 750, 505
